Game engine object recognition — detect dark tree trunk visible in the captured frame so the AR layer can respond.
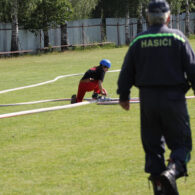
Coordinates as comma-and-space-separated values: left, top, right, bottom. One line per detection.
43, 29, 49, 48
185, 0, 190, 36
11, 0, 19, 52
100, 2, 106, 42
137, 3, 143, 34
61, 21, 69, 51
125, 0, 130, 45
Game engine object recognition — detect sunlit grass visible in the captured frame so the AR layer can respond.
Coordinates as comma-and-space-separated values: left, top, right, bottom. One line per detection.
0, 46, 195, 194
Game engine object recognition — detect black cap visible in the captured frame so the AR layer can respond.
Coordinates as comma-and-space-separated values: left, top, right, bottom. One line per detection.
148, 0, 170, 13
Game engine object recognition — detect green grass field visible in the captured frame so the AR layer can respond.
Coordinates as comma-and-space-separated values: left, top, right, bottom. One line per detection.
0, 43, 195, 195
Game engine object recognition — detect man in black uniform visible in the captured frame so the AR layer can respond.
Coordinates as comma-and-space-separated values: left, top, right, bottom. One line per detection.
117, 0, 195, 195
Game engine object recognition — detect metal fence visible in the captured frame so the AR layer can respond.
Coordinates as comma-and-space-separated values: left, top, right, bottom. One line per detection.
0, 13, 195, 52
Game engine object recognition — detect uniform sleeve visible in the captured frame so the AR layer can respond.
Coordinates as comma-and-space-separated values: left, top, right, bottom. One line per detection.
182, 40, 195, 92
117, 47, 135, 101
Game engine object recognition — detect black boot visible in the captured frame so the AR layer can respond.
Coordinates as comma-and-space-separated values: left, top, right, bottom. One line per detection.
149, 175, 164, 195
160, 171, 179, 195
92, 92, 101, 99
71, 94, 77, 104
166, 160, 187, 179
160, 160, 187, 195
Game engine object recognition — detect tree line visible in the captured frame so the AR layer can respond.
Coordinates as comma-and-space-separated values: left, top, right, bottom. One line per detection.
0, 0, 194, 52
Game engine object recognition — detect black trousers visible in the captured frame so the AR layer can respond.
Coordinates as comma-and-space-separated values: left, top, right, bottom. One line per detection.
139, 87, 192, 175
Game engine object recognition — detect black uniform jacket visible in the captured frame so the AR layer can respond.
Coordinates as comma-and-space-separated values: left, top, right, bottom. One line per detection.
117, 24, 195, 101
81, 66, 105, 81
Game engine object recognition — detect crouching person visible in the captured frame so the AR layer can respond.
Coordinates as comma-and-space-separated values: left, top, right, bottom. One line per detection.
71, 59, 111, 103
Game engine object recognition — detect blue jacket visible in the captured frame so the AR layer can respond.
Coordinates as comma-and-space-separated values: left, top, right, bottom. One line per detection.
117, 24, 195, 101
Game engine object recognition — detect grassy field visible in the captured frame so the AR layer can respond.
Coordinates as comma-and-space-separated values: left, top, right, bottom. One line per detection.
0, 43, 195, 195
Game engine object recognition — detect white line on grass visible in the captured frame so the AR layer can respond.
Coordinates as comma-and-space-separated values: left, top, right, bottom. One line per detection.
0, 97, 139, 107
97, 100, 140, 105
1, 96, 194, 119
0, 101, 96, 119
0, 69, 121, 94
0, 98, 70, 107
0, 73, 83, 94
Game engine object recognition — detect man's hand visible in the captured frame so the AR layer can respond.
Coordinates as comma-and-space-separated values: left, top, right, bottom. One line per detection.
119, 100, 130, 111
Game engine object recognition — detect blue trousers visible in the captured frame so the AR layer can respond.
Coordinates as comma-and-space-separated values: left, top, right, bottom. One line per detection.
139, 87, 192, 175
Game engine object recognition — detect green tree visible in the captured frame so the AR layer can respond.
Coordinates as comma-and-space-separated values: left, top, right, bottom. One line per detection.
92, 0, 150, 44
168, 0, 195, 35
168, 0, 183, 29
0, 0, 38, 51
70, 0, 98, 19
92, 0, 129, 43
60, 0, 98, 50
23, 0, 72, 48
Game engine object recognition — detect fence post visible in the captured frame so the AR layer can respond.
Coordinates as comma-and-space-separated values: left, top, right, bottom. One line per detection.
39, 30, 42, 50
194, 18, 195, 34
129, 19, 133, 42
176, 14, 180, 30
117, 22, 120, 46
82, 23, 85, 47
